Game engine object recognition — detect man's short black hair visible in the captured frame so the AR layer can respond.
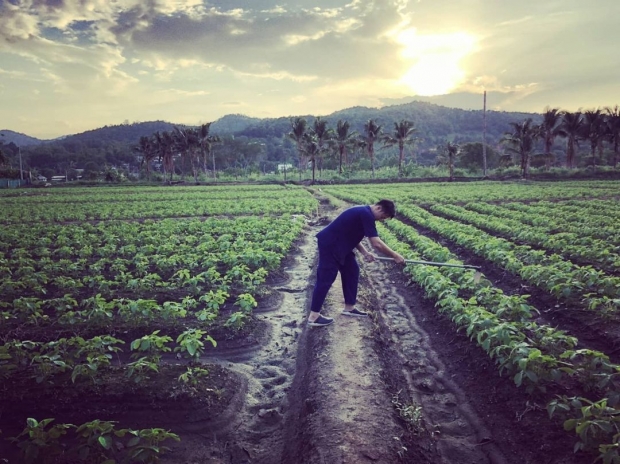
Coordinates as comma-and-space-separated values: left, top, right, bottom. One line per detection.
375, 199, 396, 218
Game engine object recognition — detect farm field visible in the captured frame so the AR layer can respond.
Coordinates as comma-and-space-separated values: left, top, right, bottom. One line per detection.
1, 180, 620, 464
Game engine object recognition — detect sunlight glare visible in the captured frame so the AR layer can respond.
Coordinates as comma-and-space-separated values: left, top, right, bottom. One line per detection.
397, 29, 476, 96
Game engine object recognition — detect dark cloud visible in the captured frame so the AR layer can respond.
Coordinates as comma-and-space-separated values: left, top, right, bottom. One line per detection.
124, 1, 406, 81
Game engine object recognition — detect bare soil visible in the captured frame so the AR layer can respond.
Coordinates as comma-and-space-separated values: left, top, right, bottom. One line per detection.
1, 193, 597, 463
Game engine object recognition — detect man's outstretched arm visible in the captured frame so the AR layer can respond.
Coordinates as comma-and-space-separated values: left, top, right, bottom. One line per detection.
368, 237, 405, 264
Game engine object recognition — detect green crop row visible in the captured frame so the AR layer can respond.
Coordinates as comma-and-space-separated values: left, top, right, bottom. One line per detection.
1, 184, 309, 204
0, 329, 223, 385
321, 181, 620, 206
398, 205, 620, 315
0, 196, 318, 224
464, 202, 620, 248
377, 222, 620, 461
5, 417, 179, 464
432, 203, 620, 274
1, 215, 302, 336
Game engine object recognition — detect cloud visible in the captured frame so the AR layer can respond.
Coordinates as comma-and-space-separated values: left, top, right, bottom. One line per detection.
0, 4, 40, 42
117, 1, 413, 83
1, 0, 619, 138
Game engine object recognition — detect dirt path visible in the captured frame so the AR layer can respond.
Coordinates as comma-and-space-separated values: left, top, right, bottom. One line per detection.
164, 195, 590, 464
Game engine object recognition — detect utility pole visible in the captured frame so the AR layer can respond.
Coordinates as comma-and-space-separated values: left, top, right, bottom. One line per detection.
19, 146, 23, 181
482, 90, 488, 177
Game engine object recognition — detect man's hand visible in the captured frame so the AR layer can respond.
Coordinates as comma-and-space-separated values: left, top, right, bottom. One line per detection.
393, 253, 406, 264
364, 252, 376, 263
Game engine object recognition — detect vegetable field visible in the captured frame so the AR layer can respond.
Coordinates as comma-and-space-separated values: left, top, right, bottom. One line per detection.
0, 185, 315, 463
320, 180, 620, 463
2, 179, 620, 464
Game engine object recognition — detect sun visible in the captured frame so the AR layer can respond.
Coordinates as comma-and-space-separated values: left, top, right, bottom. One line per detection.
396, 29, 476, 96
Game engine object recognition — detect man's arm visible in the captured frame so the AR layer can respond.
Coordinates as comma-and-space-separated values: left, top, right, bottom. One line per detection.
356, 243, 375, 262
368, 237, 406, 264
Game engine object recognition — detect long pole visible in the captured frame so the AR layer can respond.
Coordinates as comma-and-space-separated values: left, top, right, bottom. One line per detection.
482, 91, 487, 177
376, 256, 480, 270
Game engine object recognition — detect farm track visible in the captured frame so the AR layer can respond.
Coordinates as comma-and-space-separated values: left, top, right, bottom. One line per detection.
168, 195, 590, 463
410, 207, 620, 361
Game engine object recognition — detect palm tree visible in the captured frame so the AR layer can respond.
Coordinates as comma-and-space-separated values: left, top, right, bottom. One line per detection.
172, 127, 189, 181
302, 133, 323, 184
154, 130, 176, 183
581, 109, 606, 167
382, 119, 418, 177
558, 111, 584, 168
173, 127, 202, 183
437, 142, 460, 181
197, 123, 220, 181
288, 117, 307, 181
134, 136, 156, 180
605, 106, 620, 168
309, 117, 331, 177
501, 118, 540, 179
333, 120, 357, 174
539, 107, 562, 169
361, 119, 382, 179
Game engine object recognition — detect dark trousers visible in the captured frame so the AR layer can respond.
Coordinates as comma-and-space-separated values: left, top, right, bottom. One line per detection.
310, 246, 359, 313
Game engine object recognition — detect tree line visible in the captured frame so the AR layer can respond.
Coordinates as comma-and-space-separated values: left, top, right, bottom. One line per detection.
2, 102, 620, 182
502, 106, 620, 179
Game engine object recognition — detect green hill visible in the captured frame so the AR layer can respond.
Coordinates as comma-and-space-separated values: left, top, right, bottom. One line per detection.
2, 100, 543, 174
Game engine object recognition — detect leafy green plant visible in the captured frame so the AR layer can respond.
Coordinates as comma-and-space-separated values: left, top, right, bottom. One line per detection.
549, 396, 620, 458
178, 366, 210, 386
130, 330, 172, 360
30, 353, 70, 384
12, 297, 48, 326
235, 293, 257, 313
392, 391, 423, 433
196, 290, 228, 322
126, 357, 160, 384
174, 329, 216, 361
71, 354, 111, 384
72, 419, 118, 462
119, 428, 180, 463
224, 312, 250, 330
10, 418, 73, 463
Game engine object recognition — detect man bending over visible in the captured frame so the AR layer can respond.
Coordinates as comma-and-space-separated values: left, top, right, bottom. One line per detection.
308, 199, 405, 327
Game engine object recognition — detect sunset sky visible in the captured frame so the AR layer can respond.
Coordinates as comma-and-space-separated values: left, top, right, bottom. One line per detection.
1, 0, 619, 139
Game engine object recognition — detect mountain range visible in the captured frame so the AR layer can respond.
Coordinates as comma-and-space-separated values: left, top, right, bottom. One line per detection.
1, 98, 540, 150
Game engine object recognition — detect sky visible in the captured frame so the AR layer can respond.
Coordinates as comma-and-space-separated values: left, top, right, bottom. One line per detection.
1, 0, 619, 140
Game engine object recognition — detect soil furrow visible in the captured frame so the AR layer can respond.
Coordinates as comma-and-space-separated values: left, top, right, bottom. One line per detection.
365, 261, 507, 464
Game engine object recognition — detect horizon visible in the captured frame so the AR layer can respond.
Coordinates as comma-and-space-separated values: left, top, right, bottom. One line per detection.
1, 1, 619, 140
2, 96, 547, 141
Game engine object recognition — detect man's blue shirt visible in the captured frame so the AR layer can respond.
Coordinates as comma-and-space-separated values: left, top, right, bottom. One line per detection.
316, 205, 378, 264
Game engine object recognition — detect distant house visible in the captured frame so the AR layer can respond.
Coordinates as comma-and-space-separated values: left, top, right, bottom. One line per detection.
277, 163, 293, 173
